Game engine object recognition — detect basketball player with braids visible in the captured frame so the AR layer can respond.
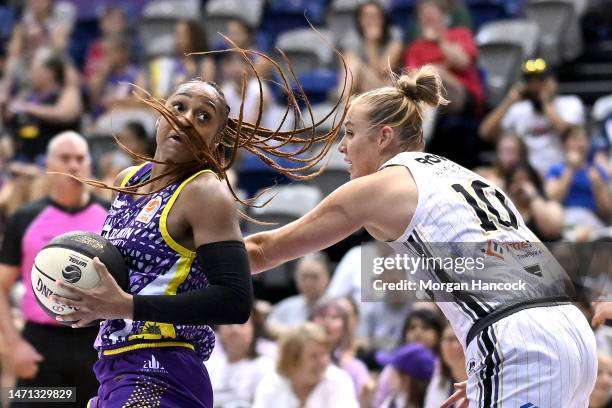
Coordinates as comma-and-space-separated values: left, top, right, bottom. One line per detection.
50, 45, 349, 406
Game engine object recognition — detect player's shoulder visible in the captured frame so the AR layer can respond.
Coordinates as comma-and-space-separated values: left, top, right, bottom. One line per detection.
181, 170, 234, 208
113, 165, 143, 188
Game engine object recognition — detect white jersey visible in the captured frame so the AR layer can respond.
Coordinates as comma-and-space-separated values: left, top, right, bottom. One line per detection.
380, 152, 569, 348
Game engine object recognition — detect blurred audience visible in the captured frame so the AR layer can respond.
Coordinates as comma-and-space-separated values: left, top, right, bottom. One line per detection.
545, 126, 611, 228
404, 0, 483, 114
480, 58, 585, 177
506, 162, 564, 240
423, 321, 467, 408
405, 0, 473, 43
267, 253, 330, 331
83, 6, 129, 81
145, 20, 215, 99
340, 1, 402, 94
375, 343, 436, 408
589, 354, 612, 408
476, 133, 528, 189
310, 298, 371, 400
87, 35, 142, 117
117, 120, 151, 160
253, 322, 358, 408
3, 51, 81, 164
206, 311, 275, 408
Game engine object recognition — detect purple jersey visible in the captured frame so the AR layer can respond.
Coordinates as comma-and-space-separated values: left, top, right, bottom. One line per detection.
95, 163, 215, 360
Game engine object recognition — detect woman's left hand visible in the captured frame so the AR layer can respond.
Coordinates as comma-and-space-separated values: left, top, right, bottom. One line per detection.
50, 257, 133, 328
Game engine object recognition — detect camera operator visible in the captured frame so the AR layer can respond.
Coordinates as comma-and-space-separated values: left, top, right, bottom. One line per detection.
479, 58, 585, 177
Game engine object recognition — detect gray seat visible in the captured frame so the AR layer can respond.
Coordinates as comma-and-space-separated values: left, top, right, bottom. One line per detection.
592, 95, 612, 122
476, 19, 539, 106
309, 142, 349, 197
328, 0, 359, 46
142, 0, 201, 20
275, 28, 335, 76
92, 108, 158, 139
525, 0, 583, 65
247, 185, 322, 287
204, 0, 263, 45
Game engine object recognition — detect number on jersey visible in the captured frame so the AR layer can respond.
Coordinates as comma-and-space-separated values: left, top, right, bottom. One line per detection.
452, 180, 519, 232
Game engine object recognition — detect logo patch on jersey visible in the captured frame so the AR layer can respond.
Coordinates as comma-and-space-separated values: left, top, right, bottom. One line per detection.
142, 354, 167, 373
136, 197, 162, 224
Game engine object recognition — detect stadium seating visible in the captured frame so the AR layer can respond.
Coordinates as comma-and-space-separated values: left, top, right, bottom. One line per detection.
204, 0, 264, 46
476, 19, 539, 106
275, 28, 335, 76
327, 0, 359, 46
525, 0, 583, 66
248, 184, 323, 288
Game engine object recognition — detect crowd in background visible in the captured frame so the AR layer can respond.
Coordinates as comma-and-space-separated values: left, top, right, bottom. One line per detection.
0, 0, 610, 407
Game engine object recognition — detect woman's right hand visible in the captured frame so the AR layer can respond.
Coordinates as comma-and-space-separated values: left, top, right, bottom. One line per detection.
441, 380, 468, 408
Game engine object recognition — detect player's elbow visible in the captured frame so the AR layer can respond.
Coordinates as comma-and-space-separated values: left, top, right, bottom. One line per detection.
228, 287, 253, 324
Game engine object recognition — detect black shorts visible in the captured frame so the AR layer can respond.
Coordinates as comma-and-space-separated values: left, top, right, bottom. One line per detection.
12, 322, 99, 407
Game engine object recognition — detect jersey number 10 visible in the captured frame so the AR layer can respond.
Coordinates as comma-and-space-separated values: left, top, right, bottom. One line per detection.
452, 180, 519, 232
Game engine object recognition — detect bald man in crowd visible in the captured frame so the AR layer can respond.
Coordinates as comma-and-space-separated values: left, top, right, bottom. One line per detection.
0, 131, 109, 407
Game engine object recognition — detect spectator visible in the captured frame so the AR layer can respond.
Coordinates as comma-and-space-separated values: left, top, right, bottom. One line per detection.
373, 308, 444, 407
404, 0, 483, 114
0, 131, 109, 408
4, 52, 82, 164
95, 150, 133, 202
589, 354, 612, 408
221, 18, 271, 79
358, 267, 413, 354
267, 253, 330, 330
476, 133, 528, 189
423, 322, 467, 408
83, 6, 129, 81
117, 121, 151, 160
206, 311, 275, 408
310, 299, 371, 399
545, 126, 611, 226
404, 0, 473, 42
400, 308, 445, 352
506, 162, 564, 240
87, 35, 142, 117
375, 343, 436, 408
480, 58, 585, 177
0, 162, 43, 221
145, 20, 215, 99
253, 322, 358, 408
219, 51, 271, 125
340, 1, 403, 94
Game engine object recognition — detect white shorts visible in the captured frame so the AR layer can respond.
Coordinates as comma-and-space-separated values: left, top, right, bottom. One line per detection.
465, 304, 597, 408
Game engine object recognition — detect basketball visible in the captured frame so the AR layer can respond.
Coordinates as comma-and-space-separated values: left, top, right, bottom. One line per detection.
30, 231, 128, 325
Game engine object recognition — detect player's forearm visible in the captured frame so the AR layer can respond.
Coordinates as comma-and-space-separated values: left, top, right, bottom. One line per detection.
246, 231, 284, 274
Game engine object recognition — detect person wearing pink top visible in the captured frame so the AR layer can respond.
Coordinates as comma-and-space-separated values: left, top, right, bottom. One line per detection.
0, 131, 109, 407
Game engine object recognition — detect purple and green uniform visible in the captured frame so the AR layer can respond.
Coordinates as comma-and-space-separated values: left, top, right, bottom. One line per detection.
88, 163, 216, 408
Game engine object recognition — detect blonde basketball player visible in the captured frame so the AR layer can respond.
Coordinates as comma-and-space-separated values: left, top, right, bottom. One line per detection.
245, 66, 598, 407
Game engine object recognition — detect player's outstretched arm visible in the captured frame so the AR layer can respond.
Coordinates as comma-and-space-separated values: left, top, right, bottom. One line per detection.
247, 166, 416, 274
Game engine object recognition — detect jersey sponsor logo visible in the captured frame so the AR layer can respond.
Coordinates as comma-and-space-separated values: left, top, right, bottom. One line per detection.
136, 197, 162, 224
142, 354, 167, 373
520, 403, 539, 408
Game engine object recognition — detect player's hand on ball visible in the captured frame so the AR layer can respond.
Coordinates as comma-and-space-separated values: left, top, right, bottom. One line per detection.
9, 338, 43, 379
441, 381, 468, 408
50, 257, 133, 327
592, 301, 612, 327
